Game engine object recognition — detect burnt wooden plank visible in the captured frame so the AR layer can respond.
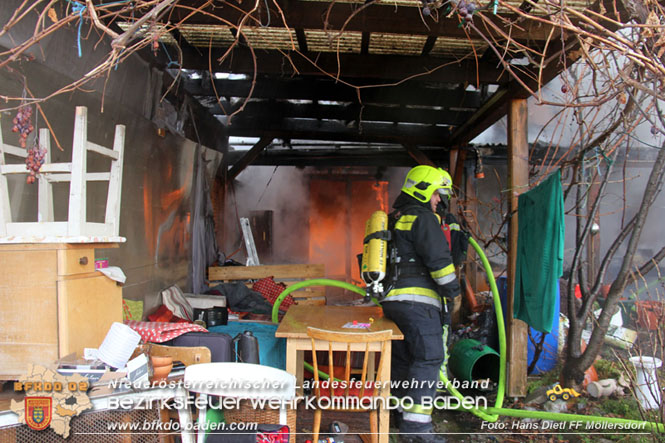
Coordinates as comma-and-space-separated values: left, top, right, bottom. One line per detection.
212, 101, 473, 126
403, 144, 435, 166
224, 148, 451, 168
227, 136, 274, 180
177, 47, 507, 85
184, 77, 486, 108
295, 28, 308, 53
223, 117, 452, 146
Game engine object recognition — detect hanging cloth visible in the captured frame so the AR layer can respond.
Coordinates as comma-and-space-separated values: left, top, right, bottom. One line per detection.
514, 169, 564, 333
190, 146, 221, 294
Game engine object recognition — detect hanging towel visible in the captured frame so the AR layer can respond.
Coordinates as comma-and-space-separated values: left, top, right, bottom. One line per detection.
514, 169, 564, 333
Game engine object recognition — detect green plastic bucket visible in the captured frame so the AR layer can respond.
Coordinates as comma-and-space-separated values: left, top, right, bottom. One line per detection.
449, 339, 500, 382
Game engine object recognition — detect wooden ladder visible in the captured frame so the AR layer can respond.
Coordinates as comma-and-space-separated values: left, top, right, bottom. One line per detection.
0, 106, 125, 241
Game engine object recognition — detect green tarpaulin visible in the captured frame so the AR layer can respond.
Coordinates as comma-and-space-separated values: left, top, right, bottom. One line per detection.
514, 169, 564, 333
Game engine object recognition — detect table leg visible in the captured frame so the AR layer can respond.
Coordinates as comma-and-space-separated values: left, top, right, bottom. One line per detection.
379, 341, 391, 443
285, 339, 304, 396
285, 339, 297, 376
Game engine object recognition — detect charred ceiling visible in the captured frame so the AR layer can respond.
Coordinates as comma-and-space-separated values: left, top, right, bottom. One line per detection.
106, 0, 609, 167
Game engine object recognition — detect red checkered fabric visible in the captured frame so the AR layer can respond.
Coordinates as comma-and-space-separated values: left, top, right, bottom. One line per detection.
252, 277, 295, 311
125, 320, 207, 343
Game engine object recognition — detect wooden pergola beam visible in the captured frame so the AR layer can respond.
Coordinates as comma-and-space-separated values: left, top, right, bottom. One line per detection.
449, 33, 586, 146
178, 48, 507, 85
212, 101, 472, 126
186, 77, 487, 108
227, 136, 274, 180
507, 98, 529, 397
402, 144, 436, 166
224, 118, 451, 146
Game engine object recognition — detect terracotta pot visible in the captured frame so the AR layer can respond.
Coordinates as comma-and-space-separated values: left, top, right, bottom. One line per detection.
150, 355, 173, 367
150, 356, 173, 382
151, 363, 173, 381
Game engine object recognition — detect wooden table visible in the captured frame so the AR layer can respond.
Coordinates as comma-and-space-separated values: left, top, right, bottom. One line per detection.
275, 305, 403, 443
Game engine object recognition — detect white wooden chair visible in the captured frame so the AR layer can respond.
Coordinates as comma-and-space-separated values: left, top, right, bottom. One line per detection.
176, 362, 296, 443
0, 106, 125, 241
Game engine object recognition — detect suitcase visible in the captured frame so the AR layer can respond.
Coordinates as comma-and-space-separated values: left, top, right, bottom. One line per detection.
166, 331, 235, 362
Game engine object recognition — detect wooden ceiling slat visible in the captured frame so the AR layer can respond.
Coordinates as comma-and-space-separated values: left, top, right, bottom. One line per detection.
421, 36, 437, 57
228, 136, 274, 180
186, 77, 486, 108
226, 148, 446, 168
177, 47, 507, 84
295, 28, 309, 52
213, 101, 473, 126
225, 117, 451, 145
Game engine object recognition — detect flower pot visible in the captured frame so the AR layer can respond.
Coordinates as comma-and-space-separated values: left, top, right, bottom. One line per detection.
636, 300, 664, 330
150, 356, 173, 382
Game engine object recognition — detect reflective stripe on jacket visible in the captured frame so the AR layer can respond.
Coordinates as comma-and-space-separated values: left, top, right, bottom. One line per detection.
384, 196, 457, 308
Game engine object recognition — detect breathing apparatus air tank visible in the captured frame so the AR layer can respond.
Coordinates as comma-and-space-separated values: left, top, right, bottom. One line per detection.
361, 210, 390, 299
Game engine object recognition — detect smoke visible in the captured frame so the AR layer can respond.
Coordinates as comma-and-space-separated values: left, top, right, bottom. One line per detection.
224, 166, 310, 264
223, 165, 408, 284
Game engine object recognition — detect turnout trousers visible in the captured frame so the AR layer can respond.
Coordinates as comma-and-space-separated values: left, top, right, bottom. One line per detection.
382, 300, 445, 432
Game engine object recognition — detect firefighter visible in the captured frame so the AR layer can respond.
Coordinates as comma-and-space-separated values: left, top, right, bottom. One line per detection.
383, 165, 459, 442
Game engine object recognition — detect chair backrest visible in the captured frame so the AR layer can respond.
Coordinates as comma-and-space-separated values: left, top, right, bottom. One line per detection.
149, 344, 211, 367
307, 327, 392, 399
184, 362, 296, 400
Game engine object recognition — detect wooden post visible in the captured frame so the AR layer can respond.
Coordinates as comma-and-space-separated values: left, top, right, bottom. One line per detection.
507, 98, 529, 397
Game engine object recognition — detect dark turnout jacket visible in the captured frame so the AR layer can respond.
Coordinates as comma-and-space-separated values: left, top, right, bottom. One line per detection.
384, 192, 459, 309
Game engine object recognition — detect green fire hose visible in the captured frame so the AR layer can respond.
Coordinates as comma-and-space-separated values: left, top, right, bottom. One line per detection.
269, 240, 664, 432
271, 278, 366, 381
435, 236, 505, 422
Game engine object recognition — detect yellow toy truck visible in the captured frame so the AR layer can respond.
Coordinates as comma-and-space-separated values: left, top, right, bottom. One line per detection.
547, 384, 580, 401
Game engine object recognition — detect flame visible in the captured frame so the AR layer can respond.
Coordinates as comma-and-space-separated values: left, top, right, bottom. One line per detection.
309, 179, 389, 283
372, 181, 389, 212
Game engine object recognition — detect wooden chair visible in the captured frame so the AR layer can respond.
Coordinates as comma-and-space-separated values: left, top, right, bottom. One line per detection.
307, 326, 392, 443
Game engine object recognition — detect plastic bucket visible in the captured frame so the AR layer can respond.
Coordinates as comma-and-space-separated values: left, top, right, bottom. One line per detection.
449, 339, 500, 382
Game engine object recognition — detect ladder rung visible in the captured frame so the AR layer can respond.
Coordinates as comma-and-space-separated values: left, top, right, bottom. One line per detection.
44, 172, 111, 182
87, 141, 119, 160
1, 144, 27, 158
0, 163, 72, 174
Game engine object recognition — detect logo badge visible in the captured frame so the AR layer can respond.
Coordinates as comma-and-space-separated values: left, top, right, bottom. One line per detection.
25, 397, 52, 431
